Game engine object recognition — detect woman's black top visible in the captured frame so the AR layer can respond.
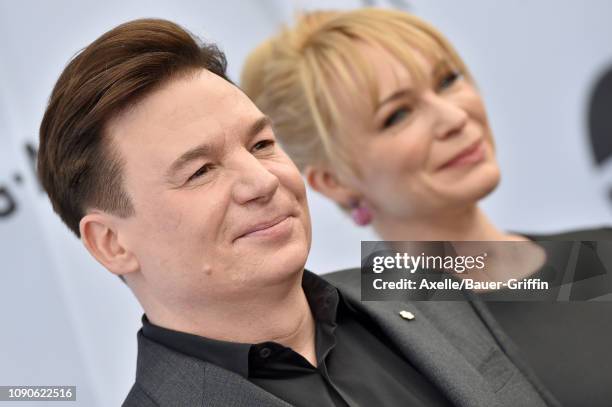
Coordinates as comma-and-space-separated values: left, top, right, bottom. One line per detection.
483, 227, 612, 407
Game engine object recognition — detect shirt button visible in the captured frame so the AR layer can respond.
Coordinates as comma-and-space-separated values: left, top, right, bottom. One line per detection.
259, 347, 272, 358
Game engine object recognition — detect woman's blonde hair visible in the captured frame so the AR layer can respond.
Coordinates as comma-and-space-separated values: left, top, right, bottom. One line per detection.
241, 8, 471, 175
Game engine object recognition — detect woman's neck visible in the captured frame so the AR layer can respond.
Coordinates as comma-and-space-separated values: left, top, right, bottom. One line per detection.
372, 205, 545, 287
373, 205, 523, 242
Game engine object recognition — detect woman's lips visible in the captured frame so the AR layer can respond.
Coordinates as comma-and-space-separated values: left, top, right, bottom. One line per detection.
438, 139, 485, 170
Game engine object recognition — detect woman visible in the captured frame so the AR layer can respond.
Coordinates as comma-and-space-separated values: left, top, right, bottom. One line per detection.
241, 8, 612, 405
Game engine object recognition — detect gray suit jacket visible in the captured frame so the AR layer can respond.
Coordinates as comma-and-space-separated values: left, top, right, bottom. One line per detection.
123, 269, 560, 407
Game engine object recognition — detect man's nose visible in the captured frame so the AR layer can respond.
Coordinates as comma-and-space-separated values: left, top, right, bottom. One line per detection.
424, 91, 469, 140
231, 151, 280, 205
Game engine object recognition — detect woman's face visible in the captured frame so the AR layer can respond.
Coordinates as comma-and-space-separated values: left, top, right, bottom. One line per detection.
335, 42, 500, 220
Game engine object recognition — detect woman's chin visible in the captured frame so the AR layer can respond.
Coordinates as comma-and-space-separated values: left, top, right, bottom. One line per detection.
475, 163, 501, 197
437, 162, 501, 204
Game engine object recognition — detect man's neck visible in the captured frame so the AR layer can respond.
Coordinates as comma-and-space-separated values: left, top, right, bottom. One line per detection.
143, 271, 318, 366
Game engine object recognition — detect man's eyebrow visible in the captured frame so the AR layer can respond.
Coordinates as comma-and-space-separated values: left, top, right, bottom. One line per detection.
246, 115, 273, 142
165, 142, 213, 179
165, 115, 273, 179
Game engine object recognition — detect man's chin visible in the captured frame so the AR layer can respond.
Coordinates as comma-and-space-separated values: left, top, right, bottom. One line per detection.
260, 241, 309, 282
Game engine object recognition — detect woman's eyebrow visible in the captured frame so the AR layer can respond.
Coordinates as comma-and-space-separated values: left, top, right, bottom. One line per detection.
376, 59, 454, 111
376, 88, 414, 111
432, 58, 453, 77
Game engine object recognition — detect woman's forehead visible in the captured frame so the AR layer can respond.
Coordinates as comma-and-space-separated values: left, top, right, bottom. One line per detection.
331, 41, 442, 114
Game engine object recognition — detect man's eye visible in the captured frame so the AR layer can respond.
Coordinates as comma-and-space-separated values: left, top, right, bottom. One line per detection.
438, 71, 462, 91
252, 139, 275, 151
188, 164, 212, 182
383, 107, 411, 129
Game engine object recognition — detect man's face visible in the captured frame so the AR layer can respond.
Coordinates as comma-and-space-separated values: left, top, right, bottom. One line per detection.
108, 69, 311, 307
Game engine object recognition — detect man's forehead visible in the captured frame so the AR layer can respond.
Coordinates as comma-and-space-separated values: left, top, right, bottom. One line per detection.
109, 69, 256, 148
140, 71, 240, 122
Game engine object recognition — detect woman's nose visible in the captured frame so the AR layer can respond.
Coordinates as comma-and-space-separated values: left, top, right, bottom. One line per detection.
425, 92, 469, 140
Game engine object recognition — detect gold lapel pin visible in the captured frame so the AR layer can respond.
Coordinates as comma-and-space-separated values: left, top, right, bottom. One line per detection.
399, 310, 415, 320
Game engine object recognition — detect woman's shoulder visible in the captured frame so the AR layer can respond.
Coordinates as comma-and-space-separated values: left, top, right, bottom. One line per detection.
519, 226, 612, 241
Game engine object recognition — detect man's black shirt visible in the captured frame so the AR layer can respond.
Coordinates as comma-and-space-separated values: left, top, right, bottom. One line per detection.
142, 270, 452, 406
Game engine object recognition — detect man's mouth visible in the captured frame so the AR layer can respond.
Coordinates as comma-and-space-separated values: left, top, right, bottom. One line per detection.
235, 214, 293, 241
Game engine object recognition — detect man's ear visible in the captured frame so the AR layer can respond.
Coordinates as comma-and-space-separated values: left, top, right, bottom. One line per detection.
79, 212, 139, 277
304, 164, 356, 209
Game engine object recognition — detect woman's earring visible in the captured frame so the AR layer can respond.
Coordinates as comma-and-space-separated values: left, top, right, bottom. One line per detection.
350, 199, 372, 226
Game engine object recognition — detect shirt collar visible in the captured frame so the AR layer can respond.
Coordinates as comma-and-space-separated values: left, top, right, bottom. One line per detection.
141, 269, 342, 378
141, 314, 252, 377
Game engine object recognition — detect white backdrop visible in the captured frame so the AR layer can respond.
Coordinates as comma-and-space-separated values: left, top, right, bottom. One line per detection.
1, 0, 611, 405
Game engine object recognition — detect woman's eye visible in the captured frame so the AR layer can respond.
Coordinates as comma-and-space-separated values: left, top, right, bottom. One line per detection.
438, 71, 462, 91
188, 164, 212, 182
252, 139, 275, 151
383, 107, 411, 129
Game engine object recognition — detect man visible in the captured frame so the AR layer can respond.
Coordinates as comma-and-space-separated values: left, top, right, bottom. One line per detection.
38, 19, 558, 407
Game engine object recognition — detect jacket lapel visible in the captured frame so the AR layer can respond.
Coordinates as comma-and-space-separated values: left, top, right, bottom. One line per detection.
135, 332, 291, 406
201, 363, 293, 407
323, 270, 502, 407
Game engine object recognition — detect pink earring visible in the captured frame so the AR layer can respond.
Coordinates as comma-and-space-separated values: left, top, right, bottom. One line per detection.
350, 199, 373, 226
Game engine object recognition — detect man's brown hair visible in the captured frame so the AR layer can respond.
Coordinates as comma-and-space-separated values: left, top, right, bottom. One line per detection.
38, 19, 228, 237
